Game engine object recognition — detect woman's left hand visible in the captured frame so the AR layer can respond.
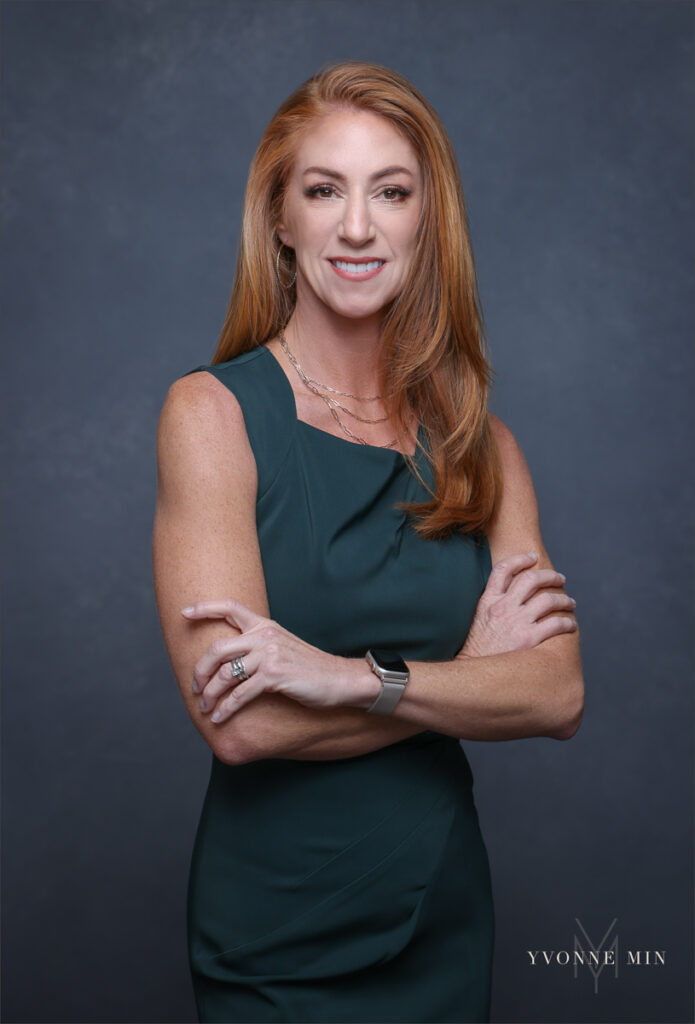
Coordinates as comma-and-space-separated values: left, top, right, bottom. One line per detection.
181, 599, 369, 722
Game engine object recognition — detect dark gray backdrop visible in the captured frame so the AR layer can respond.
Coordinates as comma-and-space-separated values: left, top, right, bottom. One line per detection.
1, 2, 693, 1022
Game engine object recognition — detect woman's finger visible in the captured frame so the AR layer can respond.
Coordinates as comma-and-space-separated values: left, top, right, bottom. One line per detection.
181, 598, 265, 632
508, 568, 567, 605
486, 552, 539, 597
531, 615, 577, 645
523, 590, 576, 622
198, 650, 262, 711
211, 672, 269, 722
192, 634, 255, 692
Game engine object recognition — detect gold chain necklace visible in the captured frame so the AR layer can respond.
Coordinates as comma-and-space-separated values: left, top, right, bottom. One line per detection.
279, 332, 400, 449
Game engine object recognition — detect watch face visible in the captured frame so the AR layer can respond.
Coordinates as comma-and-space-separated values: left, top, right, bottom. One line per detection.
370, 649, 408, 675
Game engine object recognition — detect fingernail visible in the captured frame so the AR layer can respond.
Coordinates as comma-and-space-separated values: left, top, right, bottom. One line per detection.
181, 606, 195, 615
191, 678, 200, 694
199, 697, 206, 712
559, 573, 566, 582
211, 711, 222, 723
527, 551, 538, 559
570, 598, 577, 607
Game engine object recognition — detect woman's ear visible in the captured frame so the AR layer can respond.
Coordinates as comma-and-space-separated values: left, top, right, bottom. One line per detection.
276, 222, 293, 248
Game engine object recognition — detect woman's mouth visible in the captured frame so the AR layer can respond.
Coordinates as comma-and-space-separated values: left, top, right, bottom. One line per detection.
328, 259, 386, 281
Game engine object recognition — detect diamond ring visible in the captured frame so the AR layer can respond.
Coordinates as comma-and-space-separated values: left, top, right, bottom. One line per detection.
230, 657, 249, 682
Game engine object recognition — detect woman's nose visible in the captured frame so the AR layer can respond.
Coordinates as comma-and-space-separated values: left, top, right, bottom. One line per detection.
338, 195, 376, 246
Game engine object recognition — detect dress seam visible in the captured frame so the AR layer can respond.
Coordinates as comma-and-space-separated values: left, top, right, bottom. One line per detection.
254, 346, 297, 502
256, 425, 295, 503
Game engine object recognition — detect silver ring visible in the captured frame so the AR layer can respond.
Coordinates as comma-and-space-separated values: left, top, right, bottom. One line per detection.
230, 657, 249, 682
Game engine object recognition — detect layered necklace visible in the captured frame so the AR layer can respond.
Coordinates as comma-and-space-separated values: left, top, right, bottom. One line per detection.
279, 331, 405, 450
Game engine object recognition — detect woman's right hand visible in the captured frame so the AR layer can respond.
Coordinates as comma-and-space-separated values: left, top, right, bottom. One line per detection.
458, 552, 577, 659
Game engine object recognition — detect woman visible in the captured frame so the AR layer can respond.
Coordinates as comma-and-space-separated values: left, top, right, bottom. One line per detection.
153, 61, 584, 1024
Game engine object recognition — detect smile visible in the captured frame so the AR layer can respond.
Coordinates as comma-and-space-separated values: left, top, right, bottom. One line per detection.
329, 259, 386, 281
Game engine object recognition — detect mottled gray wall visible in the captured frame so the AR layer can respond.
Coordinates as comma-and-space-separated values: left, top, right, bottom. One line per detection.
1, 2, 692, 1022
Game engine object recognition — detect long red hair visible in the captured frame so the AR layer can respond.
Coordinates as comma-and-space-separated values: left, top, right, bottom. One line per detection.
213, 61, 500, 539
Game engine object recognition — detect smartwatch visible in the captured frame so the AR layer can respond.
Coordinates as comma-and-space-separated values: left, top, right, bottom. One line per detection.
365, 649, 410, 715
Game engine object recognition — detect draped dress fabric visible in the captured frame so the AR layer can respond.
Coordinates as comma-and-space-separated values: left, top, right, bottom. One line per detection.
182, 345, 495, 1024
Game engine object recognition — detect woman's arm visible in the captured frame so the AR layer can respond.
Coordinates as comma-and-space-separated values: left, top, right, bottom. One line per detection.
342, 415, 584, 741
153, 372, 426, 766
186, 409, 584, 754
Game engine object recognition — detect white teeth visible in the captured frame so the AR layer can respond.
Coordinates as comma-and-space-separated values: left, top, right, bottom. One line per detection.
332, 260, 384, 274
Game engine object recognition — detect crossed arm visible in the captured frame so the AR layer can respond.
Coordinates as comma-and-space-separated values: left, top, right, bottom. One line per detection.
153, 372, 584, 766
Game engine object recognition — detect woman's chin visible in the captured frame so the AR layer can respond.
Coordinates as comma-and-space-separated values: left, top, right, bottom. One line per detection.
320, 294, 393, 322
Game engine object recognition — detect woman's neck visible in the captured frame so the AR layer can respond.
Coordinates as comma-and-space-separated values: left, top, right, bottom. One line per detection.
282, 303, 385, 397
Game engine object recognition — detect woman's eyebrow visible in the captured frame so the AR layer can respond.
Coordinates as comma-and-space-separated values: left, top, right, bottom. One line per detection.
302, 165, 415, 181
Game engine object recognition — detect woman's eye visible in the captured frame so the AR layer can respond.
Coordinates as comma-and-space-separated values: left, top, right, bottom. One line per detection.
305, 184, 336, 199
380, 186, 411, 202
304, 184, 411, 201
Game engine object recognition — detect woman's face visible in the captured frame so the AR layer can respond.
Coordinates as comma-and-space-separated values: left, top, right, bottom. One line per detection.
277, 108, 423, 321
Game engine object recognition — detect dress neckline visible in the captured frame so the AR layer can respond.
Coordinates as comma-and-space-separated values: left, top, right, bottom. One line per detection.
259, 343, 422, 459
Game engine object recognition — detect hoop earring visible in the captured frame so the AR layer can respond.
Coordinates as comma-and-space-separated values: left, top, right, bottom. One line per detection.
275, 245, 297, 289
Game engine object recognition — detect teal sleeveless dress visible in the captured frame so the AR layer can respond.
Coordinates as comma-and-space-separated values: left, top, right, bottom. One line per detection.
182, 345, 495, 1024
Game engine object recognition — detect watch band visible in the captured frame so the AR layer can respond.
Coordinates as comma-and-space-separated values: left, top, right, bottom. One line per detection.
367, 678, 407, 715
365, 650, 409, 715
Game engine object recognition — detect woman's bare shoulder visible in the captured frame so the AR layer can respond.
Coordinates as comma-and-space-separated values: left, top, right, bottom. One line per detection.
489, 411, 524, 458
161, 369, 244, 430
488, 412, 534, 490
157, 370, 256, 494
